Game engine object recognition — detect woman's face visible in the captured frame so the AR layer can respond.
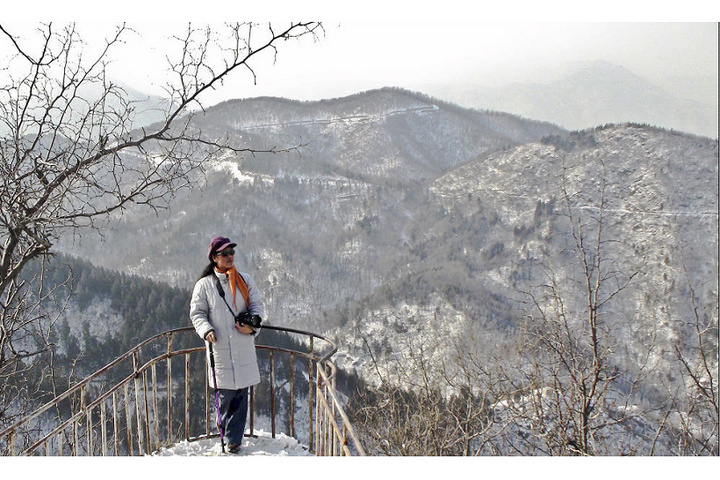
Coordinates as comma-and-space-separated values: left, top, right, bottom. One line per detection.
214, 248, 235, 271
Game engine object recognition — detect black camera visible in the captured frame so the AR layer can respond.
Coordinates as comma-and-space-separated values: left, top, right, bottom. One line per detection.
235, 312, 262, 329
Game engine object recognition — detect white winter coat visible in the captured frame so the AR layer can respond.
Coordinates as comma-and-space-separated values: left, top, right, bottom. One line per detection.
190, 270, 264, 390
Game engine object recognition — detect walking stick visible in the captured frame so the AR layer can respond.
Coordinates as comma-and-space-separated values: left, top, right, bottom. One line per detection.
208, 340, 226, 453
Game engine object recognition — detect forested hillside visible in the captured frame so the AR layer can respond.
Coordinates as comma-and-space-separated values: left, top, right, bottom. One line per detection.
21, 254, 192, 379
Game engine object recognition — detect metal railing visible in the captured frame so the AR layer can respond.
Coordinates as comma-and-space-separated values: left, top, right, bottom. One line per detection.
0, 325, 364, 456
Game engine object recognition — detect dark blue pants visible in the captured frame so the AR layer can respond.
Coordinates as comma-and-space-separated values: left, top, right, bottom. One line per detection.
216, 387, 249, 446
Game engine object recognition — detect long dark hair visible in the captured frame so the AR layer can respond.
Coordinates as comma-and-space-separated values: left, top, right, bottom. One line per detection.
197, 261, 216, 281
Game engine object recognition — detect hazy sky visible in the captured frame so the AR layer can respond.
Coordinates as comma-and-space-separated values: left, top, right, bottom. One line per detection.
4, 2, 719, 107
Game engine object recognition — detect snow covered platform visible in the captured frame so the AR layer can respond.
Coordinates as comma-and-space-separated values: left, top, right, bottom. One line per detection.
153, 430, 311, 456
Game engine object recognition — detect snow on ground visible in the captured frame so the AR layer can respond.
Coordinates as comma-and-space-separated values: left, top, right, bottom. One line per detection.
153, 430, 311, 456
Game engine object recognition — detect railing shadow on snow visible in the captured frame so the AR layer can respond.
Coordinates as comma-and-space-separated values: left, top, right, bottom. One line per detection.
0, 325, 364, 456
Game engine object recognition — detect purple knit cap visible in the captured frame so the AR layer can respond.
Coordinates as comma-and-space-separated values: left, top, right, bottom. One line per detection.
208, 236, 237, 260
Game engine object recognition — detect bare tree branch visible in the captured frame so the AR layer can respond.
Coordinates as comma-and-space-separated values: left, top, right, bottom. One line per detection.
0, 21, 322, 424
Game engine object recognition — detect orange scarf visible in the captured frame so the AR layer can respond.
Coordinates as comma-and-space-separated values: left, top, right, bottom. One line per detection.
216, 266, 250, 310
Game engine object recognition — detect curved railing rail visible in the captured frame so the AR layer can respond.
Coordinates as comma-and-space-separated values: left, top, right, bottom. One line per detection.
0, 325, 364, 456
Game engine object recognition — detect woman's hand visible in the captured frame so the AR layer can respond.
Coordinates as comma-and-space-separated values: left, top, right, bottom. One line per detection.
205, 331, 217, 343
235, 323, 255, 335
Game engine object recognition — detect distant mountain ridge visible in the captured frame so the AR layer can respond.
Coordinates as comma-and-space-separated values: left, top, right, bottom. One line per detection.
191, 87, 565, 181
430, 61, 718, 139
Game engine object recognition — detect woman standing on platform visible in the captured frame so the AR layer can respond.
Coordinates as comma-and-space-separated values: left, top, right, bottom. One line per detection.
190, 235, 264, 454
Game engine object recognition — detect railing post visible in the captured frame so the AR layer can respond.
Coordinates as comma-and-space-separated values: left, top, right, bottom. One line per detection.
78, 386, 85, 455
6, 429, 16, 456
270, 350, 276, 438
132, 351, 145, 455
112, 392, 120, 455
86, 405, 93, 456
166, 334, 173, 447
124, 382, 133, 456
143, 369, 151, 453
151, 363, 160, 452
334, 366, 346, 452
184, 353, 191, 441
308, 337, 314, 453
101, 401, 107, 456
73, 414, 79, 456
6, 429, 15, 456
289, 353, 295, 439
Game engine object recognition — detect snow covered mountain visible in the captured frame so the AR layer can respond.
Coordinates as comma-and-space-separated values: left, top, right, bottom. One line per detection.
55, 88, 717, 393
338, 124, 717, 383
56, 88, 564, 325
